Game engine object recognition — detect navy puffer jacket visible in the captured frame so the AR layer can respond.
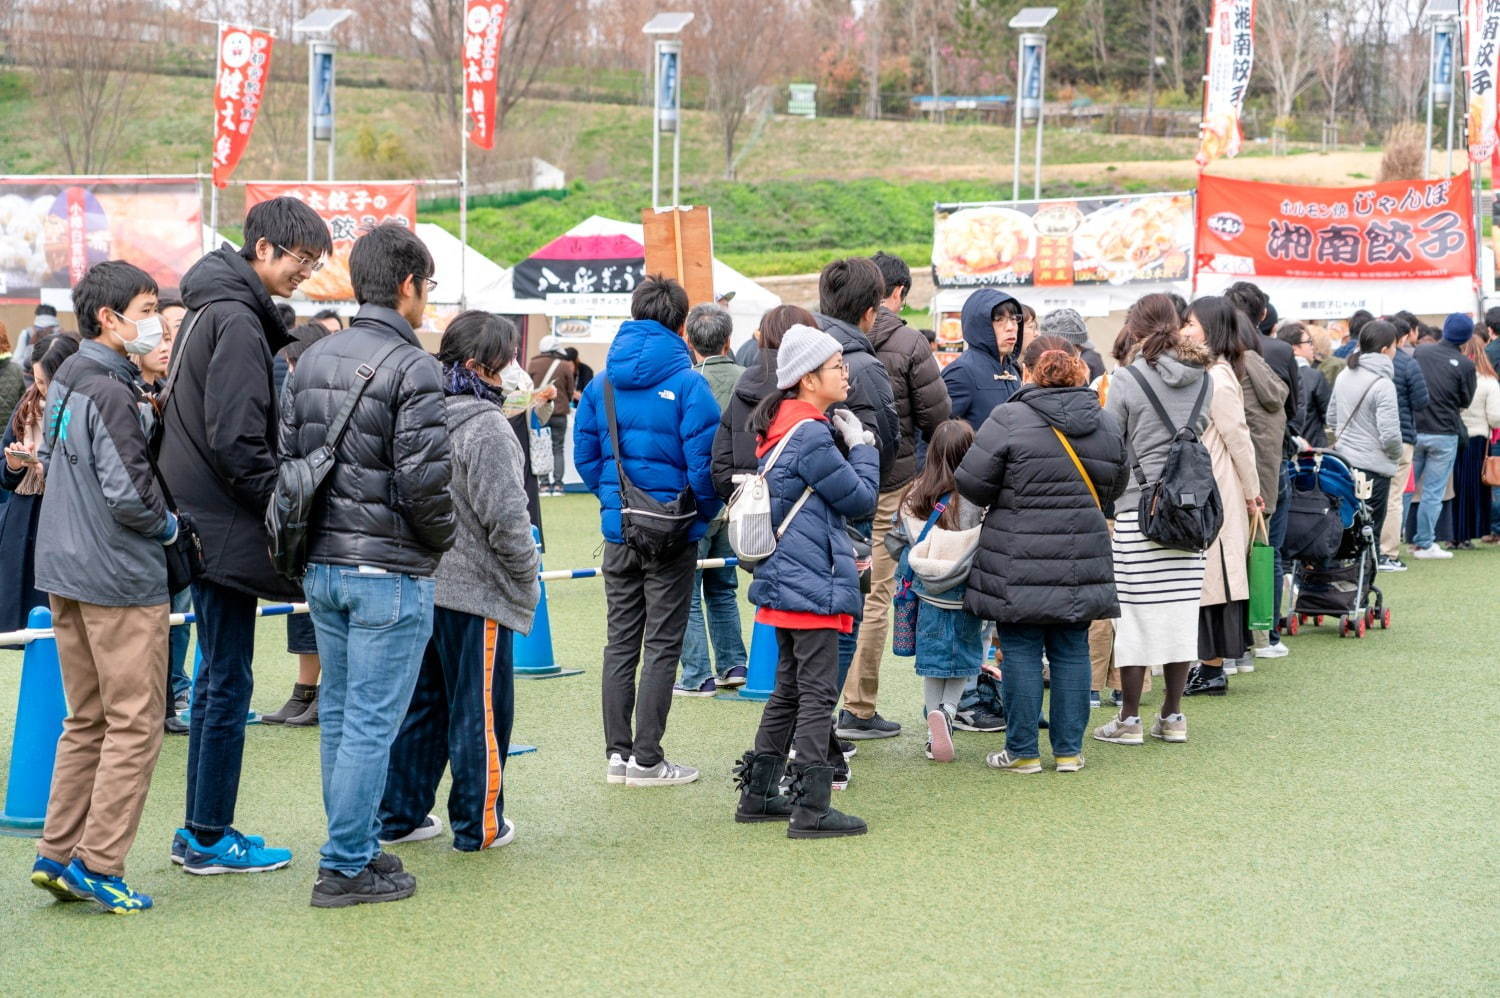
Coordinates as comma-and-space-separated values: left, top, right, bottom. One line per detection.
746, 403, 879, 618
942, 288, 1024, 430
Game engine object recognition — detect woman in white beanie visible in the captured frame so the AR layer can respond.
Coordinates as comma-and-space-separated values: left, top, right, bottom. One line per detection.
732, 324, 879, 839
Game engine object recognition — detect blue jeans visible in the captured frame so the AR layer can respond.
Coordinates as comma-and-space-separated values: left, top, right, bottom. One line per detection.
678, 523, 745, 688
996, 623, 1091, 758
168, 588, 192, 700
1490, 439, 1500, 535
1412, 433, 1459, 549
303, 563, 434, 876
1267, 461, 1292, 641
184, 579, 258, 840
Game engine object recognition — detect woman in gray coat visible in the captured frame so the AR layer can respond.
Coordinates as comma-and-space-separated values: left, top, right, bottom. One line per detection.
1327, 319, 1403, 546
379, 311, 539, 853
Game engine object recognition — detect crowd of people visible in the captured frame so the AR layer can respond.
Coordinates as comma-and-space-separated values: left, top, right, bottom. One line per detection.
5, 199, 1498, 906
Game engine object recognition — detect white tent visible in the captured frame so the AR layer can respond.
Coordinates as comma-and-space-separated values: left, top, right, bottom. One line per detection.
415, 222, 547, 315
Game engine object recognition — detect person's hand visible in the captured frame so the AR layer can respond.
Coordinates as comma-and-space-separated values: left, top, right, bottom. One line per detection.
829, 409, 874, 449
1293, 435, 1311, 453
981, 661, 1002, 680
536, 384, 557, 402
4, 445, 34, 472
1247, 495, 1265, 514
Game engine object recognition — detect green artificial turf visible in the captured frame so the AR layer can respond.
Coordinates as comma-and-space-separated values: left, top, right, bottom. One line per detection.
0, 495, 1495, 994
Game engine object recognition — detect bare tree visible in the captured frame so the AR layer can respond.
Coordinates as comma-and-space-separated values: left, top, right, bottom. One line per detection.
1155, 0, 1194, 94
1082, 0, 1110, 86
1314, 3, 1355, 144
862, 0, 883, 118
19, 0, 166, 173
1257, 0, 1323, 122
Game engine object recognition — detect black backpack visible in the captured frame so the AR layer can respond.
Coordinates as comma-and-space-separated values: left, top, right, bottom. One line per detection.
1123, 366, 1223, 552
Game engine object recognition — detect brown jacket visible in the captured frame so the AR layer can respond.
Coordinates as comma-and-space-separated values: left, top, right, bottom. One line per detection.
869, 306, 950, 490
1239, 349, 1289, 514
526, 353, 576, 412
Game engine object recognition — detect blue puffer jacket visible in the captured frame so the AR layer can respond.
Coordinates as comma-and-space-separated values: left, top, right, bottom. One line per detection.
942, 288, 1024, 429
746, 402, 879, 618
1393, 347, 1430, 445
573, 319, 723, 544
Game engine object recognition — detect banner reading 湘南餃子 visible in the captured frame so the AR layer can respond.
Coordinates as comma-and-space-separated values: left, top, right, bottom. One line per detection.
1196, 0, 1256, 168
0, 177, 203, 306
1466, 0, 1500, 163
243, 182, 416, 301
1195, 172, 1476, 283
463, 1, 511, 149
212, 24, 273, 189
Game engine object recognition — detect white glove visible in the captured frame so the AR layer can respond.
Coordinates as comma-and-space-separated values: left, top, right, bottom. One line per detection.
829, 409, 875, 449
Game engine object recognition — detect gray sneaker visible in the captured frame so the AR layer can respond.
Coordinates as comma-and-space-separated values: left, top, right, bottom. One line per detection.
1149, 713, 1188, 743
606, 753, 627, 785
1092, 713, 1144, 745
625, 757, 699, 787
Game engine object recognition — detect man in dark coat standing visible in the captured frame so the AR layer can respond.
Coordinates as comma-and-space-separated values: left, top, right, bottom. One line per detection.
160, 197, 331, 874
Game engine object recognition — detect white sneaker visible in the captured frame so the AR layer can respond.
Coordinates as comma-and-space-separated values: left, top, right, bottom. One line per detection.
1222, 660, 1239, 676
482, 818, 516, 850
1254, 642, 1289, 660
606, 753, 627, 785
625, 757, 700, 787
1412, 544, 1453, 560
379, 814, 442, 845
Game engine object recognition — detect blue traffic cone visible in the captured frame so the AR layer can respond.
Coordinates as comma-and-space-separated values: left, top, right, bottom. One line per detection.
720, 620, 778, 702
515, 527, 583, 679
0, 606, 66, 836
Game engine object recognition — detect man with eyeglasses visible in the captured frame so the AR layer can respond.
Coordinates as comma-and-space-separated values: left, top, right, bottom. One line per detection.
159, 196, 332, 875
1277, 322, 1331, 448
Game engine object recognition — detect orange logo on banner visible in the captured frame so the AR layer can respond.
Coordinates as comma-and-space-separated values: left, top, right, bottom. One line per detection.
1195, 173, 1476, 282
463, 1, 511, 149
212, 25, 273, 189
243, 182, 417, 300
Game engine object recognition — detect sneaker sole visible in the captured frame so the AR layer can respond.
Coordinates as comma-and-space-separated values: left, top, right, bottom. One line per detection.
1092, 731, 1144, 745
985, 757, 1042, 774
31, 871, 85, 902
625, 775, 700, 787
833, 726, 900, 740
1056, 759, 1085, 773
926, 711, 954, 763
787, 825, 868, 839
1151, 730, 1188, 743
310, 882, 416, 908
952, 720, 1005, 733
715, 678, 748, 688
379, 824, 443, 846
671, 690, 718, 698
183, 858, 291, 876
606, 773, 626, 785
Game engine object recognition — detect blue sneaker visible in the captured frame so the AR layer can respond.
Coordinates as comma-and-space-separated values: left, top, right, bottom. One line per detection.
30, 855, 85, 902
60, 859, 153, 914
172, 828, 265, 866
182, 828, 291, 875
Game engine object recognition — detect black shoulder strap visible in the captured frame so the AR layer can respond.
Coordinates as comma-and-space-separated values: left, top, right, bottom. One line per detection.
322, 340, 405, 456
158, 305, 209, 410
1123, 363, 1210, 487
602, 376, 633, 490
1185, 372, 1211, 429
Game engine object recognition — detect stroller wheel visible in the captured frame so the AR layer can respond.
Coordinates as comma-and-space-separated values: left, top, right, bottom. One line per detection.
1381, 607, 1392, 630
1315, 615, 1325, 626
1356, 616, 1367, 638
1287, 614, 1300, 636
1365, 609, 1376, 628
1339, 616, 1350, 638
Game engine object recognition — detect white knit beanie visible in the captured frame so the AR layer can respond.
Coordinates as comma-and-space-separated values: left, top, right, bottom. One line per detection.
776, 324, 842, 390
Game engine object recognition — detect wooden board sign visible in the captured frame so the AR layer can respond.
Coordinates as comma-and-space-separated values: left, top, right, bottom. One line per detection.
642, 205, 715, 308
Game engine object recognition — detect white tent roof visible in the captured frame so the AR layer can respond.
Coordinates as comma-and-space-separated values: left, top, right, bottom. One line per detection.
415, 222, 547, 315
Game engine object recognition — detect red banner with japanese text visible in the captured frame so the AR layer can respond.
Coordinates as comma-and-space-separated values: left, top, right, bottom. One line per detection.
463, 1, 510, 149
1196, 0, 1256, 168
1194, 173, 1476, 282
1466, 0, 1500, 163
243, 182, 417, 300
212, 25, 273, 189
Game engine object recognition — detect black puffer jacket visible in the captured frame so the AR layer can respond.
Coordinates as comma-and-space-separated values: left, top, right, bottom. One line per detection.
815, 313, 899, 482
869, 306, 950, 490
161, 245, 299, 599
280, 305, 456, 575
956, 385, 1128, 625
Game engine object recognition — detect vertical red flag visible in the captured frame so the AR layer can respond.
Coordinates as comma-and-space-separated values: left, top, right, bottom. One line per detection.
463, 1, 510, 149
211, 24, 274, 188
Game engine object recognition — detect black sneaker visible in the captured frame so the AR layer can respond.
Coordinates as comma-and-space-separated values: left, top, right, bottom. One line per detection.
834, 710, 901, 740
953, 706, 1006, 732
310, 861, 416, 908
838, 739, 856, 760
369, 852, 416, 890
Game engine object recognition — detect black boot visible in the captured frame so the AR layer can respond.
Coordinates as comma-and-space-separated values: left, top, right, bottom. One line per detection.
1183, 665, 1227, 697
262, 683, 317, 725
787, 765, 867, 839
733, 751, 793, 823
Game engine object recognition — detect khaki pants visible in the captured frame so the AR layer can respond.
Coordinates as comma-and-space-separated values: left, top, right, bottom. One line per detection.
1088, 618, 1150, 693
1381, 442, 1414, 557
38, 596, 168, 877
844, 488, 904, 718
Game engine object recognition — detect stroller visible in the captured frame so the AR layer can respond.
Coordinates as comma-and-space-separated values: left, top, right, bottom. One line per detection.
1282, 450, 1390, 639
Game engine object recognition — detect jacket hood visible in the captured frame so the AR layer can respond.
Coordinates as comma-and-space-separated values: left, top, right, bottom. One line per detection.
1241, 351, 1288, 414
1149, 344, 1211, 388
445, 394, 501, 433
604, 318, 692, 390
736, 351, 776, 406
814, 313, 875, 359
1013, 384, 1103, 436
180, 244, 291, 352
757, 399, 827, 457
959, 288, 1018, 361
1356, 352, 1395, 381
869, 306, 909, 350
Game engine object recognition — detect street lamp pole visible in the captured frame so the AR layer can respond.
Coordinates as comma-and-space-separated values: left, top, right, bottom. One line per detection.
644, 13, 694, 209
1008, 8, 1057, 203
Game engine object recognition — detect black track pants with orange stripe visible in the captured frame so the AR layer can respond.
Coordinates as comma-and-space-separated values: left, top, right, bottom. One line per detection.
379, 607, 514, 851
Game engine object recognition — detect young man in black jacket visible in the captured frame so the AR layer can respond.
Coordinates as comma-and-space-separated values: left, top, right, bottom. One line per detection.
284, 224, 455, 906
161, 196, 331, 875
1410, 314, 1479, 559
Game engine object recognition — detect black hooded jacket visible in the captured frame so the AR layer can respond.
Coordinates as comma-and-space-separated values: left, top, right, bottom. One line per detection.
160, 245, 300, 599
814, 312, 900, 482
955, 384, 1128, 625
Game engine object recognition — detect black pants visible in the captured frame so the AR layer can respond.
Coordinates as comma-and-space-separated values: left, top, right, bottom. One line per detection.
754, 628, 841, 767
184, 578, 258, 840
1358, 469, 1392, 552
380, 607, 514, 851
601, 541, 696, 768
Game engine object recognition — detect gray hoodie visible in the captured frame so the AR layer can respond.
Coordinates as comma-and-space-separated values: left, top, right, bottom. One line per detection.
1105, 346, 1214, 513
433, 394, 539, 634
1327, 352, 1402, 477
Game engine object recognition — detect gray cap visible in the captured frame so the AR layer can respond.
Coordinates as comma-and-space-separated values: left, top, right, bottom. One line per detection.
1040, 308, 1088, 345
776, 323, 842, 389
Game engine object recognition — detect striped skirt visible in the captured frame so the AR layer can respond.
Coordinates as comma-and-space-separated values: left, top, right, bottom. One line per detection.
1112, 509, 1205, 671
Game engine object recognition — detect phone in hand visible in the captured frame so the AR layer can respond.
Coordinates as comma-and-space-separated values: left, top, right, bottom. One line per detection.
5, 446, 37, 465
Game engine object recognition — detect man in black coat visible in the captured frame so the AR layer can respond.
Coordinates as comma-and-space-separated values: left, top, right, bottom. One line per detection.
160, 197, 331, 873
1410, 313, 1479, 558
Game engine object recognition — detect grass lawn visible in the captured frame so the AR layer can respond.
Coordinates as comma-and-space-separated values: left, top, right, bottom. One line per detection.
0, 495, 1495, 993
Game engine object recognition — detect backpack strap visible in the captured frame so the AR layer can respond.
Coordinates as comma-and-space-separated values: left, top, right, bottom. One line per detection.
602, 376, 634, 491
1123, 364, 1209, 488
764, 419, 819, 540
1052, 428, 1100, 509
322, 341, 404, 456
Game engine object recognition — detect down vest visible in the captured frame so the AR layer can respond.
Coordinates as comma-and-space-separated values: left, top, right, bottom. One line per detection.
573, 318, 723, 544
955, 385, 1128, 625
869, 306, 950, 490
746, 403, 879, 618
280, 305, 456, 576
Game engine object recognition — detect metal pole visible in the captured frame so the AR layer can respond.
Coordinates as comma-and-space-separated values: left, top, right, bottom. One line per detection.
1033, 35, 1046, 201
306, 38, 315, 181
1445, 19, 1457, 177
326, 46, 336, 181
1425, 23, 1436, 179
460, 112, 469, 309
671, 43, 683, 207
1012, 34, 1023, 203
651, 40, 662, 210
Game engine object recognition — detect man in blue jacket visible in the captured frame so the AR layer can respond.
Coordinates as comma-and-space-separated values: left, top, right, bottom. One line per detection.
574, 275, 723, 788
943, 287, 1024, 430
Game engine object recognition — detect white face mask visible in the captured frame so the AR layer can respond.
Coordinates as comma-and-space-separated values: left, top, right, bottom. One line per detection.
115, 311, 164, 356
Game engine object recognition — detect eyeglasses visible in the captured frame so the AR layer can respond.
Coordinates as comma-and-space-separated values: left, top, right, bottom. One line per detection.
276, 245, 325, 273
423, 276, 438, 293
816, 360, 849, 375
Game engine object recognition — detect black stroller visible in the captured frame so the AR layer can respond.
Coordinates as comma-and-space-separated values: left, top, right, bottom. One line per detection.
1282, 451, 1389, 639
